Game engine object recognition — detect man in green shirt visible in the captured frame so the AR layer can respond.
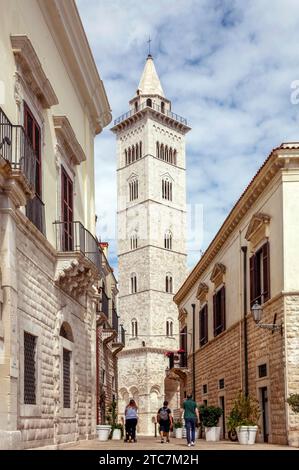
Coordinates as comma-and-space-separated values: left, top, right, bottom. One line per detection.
182, 394, 199, 446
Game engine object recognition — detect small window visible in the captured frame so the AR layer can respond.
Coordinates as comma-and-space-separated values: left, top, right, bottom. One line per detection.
24, 332, 37, 405
132, 319, 138, 338
166, 320, 173, 337
161, 101, 165, 114
203, 399, 208, 406
166, 274, 173, 293
164, 231, 172, 250
258, 363, 267, 378
203, 384, 208, 395
102, 369, 106, 385
129, 179, 138, 201
219, 378, 225, 389
146, 98, 152, 107
134, 102, 138, 112
131, 273, 137, 294
162, 178, 172, 201
130, 233, 138, 250
213, 286, 226, 336
63, 348, 71, 408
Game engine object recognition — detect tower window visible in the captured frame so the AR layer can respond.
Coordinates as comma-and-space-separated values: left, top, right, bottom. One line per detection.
134, 101, 138, 112
132, 145, 135, 162
129, 179, 138, 201
131, 273, 137, 294
128, 148, 131, 164
139, 141, 142, 158
135, 143, 139, 159
162, 178, 172, 201
161, 102, 165, 114
146, 98, 152, 107
156, 141, 160, 159
164, 231, 172, 250
132, 319, 138, 337
130, 232, 138, 250
166, 320, 173, 337
166, 274, 173, 293
125, 149, 128, 165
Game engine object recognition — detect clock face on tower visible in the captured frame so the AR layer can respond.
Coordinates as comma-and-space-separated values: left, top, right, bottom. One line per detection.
111, 54, 191, 435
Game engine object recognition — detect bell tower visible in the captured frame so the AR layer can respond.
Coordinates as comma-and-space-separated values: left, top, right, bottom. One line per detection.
112, 54, 190, 434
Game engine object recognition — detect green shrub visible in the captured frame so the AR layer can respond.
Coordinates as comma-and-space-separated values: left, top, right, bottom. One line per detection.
286, 394, 299, 413
227, 392, 260, 430
199, 405, 222, 427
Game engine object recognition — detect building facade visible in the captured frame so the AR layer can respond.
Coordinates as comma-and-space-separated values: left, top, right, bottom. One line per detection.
112, 55, 190, 434
174, 143, 299, 447
0, 0, 111, 449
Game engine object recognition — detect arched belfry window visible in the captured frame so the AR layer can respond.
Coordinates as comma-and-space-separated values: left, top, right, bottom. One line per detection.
162, 177, 172, 201
161, 101, 165, 114
134, 101, 138, 112
166, 319, 173, 337
139, 141, 142, 158
135, 143, 139, 159
132, 145, 135, 162
125, 149, 128, 165
129, 177, 138, 201
146, 98, 152, 107
156, 141, 160, 159
166, 273, 173, 293
130, 232, 138, 250
132, 319, 138, 338
164, 231, 172, 250
131, 273, 137, 294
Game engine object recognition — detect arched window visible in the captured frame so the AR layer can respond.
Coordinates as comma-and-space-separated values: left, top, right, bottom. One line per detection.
161, 144, 164, 160
60, 322, 74, 342
166, 320, 173, 337
135, 143, 139, 160
162, 178, 172, 201
161, 101, 165, 114
132, 145, 135, 162
169, 148, 173, 164
132, 319, 138, 338
139, 141, 142, 158
173, 150, 177, 166
60, 322, 73, 409
164, 231, 172, 250
129, 179, 138, 201
130, 232, 138, 250
166, 274, 173, 293
165, 146, 169, 162
128, 148, 131, 164
146, 98, 152, 107
125, 149, 128, 165
131, 273, 137, 294
156, 141, 160, 159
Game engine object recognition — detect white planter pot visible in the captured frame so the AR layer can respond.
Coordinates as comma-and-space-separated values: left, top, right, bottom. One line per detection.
205, 426, 221, 442
96, 425, 111, 441
236, 425, 258, 445
175, 428, 183, 439
182, 427, 186, 438
112, 428, 122, 440
247, 426, 258, 444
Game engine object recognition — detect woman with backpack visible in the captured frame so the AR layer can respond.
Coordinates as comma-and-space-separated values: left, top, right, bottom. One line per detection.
157, 400, 173, 444
124, 399, 138, 442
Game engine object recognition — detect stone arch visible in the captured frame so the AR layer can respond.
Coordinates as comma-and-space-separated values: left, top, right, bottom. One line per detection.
129, 386, 139, 406
60, 321, 74, 342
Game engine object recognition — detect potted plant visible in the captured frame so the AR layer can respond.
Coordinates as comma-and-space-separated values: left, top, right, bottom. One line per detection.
287, 393, 299, 413
111, 422, 124, 440
227, 392, 260, 445
199, 405, 223, 441
174, 420, 183, 439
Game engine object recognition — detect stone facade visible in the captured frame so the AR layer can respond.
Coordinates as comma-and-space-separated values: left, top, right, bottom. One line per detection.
0, 0, 111, 449
113, 55, 190, 434
174, 144, 299, 446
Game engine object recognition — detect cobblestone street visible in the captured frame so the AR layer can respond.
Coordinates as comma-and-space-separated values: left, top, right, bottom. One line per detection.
62, 436, 297, 451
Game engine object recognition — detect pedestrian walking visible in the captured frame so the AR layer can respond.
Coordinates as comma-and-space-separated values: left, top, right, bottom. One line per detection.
124, 399, 138, 442
157, 400, 173, 443
182, 394, 199, 446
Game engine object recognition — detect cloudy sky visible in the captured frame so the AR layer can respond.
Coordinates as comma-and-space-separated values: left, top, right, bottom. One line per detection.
77, 0, 299, 271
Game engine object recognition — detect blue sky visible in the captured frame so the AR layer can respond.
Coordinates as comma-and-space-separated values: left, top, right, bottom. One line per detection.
77, 0, 299, 272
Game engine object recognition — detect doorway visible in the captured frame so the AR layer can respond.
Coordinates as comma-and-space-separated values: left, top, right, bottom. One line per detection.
219, 396, 225, 439
260, 386, 269, 442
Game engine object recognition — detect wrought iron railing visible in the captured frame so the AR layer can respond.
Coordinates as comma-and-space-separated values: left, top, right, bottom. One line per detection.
53, 221, 101, 272
101, 290, 109, 318
0, 107, 35, 188
179, 352, 187, 368
114, 101, 187, 126
168, 352, 187, 369
26, 194, 46, 235
112, 308, 119, 332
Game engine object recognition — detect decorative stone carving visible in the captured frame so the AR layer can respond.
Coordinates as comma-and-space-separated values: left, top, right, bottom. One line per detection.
55, 255, 99, 300
245, 212, 271, 248
210, 262, 226, 288
196, 282, 209, 303
53, 116, 86, 165
11, 35, 58, 108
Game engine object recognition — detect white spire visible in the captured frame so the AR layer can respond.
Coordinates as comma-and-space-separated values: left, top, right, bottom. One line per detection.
137, 55, 165, 97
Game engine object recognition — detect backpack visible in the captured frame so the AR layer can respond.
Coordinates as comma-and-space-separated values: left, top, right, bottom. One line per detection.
159, 407, 169, 421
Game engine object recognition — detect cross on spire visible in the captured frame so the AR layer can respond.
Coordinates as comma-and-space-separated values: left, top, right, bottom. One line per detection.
147, 35, 152, 56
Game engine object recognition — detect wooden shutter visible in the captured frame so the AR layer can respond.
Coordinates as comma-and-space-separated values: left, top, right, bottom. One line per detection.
221, 286, 226, 332
200, 304, 208, 346
249, 254, 255, 307
213, 293, 217, 336
263, 241, 270, 302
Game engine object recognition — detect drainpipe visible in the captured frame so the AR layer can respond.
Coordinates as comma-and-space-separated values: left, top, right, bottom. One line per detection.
191, 303, 196, 400
96, 322, 100, 425
241, 246, 249, 396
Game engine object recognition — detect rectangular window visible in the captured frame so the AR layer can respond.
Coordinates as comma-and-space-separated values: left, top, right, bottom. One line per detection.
219, 378, 225, 389
102, 369, 106, 385
199, 304, 208, 346
24, 332, 36, 405
213, 286, 226, 337
61, 166, 73, 251
63, 348, 71, 408
250, 241, 270, 307
203, 399, 208, 406
24, 103, 41, 196
203, 384, 208, 395
258, 363, 267, 378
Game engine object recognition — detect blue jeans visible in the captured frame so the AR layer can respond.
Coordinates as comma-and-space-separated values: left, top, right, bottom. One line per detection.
185, 417, 196, 444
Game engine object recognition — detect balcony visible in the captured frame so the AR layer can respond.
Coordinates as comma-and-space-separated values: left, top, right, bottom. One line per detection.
113, 101, 188, 127
166, 351, 188, 380
0, 107, 35, 203
53, 220, 102, 298
112, 324, 125, 356
97, 290, 109, 325
26, 194, 46, 235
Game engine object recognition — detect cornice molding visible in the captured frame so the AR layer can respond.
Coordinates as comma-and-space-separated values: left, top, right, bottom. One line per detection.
37, 0, 112, 134
196, 282, 209, 302
245, 212, 271, 243
174, 144, 299, 305
53, 115, 86, 165
10, 35, 58, 108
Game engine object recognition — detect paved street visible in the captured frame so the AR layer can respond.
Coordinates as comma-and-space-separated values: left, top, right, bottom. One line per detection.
63, 436, 297, 451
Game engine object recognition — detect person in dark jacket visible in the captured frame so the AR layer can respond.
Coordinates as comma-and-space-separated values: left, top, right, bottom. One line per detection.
157, 400, 173, 443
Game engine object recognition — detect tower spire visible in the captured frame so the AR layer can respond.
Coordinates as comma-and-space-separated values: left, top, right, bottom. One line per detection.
137, 54, 164, 97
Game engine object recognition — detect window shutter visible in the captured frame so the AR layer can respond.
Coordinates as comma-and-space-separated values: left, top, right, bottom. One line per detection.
221, 286, 226, 331
213, 293, 216, 336
204, 304, 208, 343
263, 241, 270, 302
249, 254, 255, 307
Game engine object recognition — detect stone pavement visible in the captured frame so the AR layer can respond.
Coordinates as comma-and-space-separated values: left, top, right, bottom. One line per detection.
63, 436, 297, 451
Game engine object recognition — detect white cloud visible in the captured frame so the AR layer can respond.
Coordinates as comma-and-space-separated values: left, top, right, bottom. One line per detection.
77, 0, 299, 271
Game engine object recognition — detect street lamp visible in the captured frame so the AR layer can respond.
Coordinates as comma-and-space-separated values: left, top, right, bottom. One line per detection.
251, 301, 282, 334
